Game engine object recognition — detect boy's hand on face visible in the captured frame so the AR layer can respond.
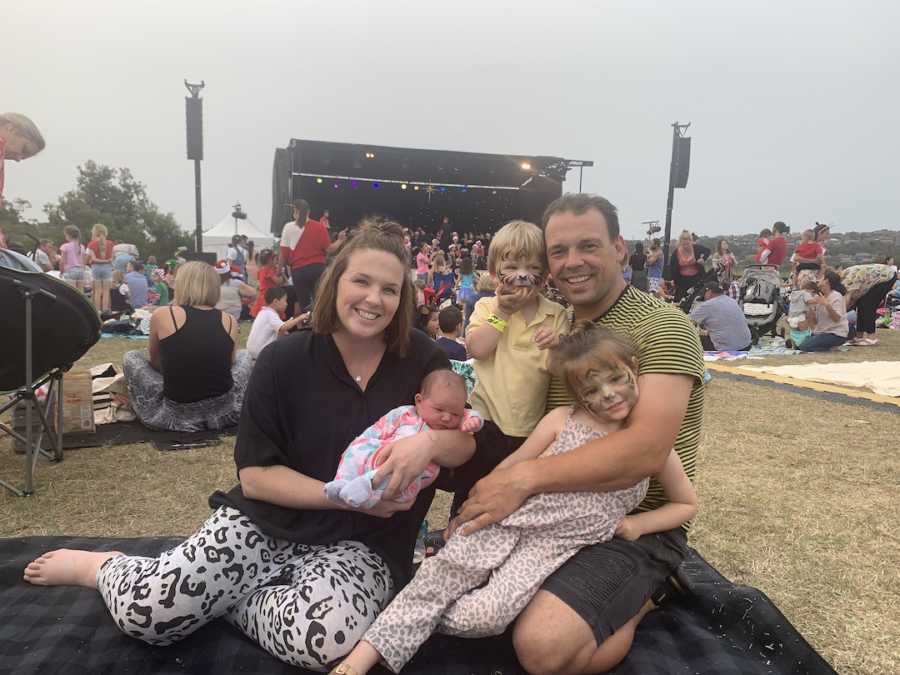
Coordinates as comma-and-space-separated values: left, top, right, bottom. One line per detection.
495, 285, 533, 317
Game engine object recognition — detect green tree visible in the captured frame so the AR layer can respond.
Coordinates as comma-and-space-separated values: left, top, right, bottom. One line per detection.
44, 161, 192, 260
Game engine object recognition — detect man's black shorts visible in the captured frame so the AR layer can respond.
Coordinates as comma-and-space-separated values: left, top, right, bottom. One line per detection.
541, 527, 689, 644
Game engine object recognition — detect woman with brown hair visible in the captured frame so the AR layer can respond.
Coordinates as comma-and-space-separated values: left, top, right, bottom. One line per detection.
24, 220, 475, 672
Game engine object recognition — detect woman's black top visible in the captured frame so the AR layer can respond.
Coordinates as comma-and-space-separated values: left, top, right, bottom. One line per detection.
160, 306, 234, 403
209, 328, 449, 587
629, 253, 646, 272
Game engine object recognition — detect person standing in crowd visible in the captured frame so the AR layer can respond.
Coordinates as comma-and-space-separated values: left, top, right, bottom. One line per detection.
250, 248, 285, 318
646, 238, 664, 295
453, 193, 704, 674
280, 198, 345, 315
58, 225, 86, 291
215, 261, 256, 322
668, 230, 704, 302
842, 263, 897, 346
800, 269, 849, 352
754, 228, 772, 263
758, 221, 789, 266
689, 281, 753, 351
86, 223, 115, 313
710, 239, 737, 290
113, 242, 138, 275
793, 229, 825, 272
0, 113, 45, 205
415, 244, 431, 283
629, 242, 648, 291
435, 305, 467, 361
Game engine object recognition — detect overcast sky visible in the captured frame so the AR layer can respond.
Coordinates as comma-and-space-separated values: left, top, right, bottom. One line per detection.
7, 0, 900, 239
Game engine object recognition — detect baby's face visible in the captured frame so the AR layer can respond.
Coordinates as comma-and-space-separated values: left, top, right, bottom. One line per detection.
573, 359, 639, 423
415, 387, 467, 430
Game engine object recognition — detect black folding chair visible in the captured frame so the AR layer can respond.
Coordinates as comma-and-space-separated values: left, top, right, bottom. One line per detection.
0, 250, 101, 496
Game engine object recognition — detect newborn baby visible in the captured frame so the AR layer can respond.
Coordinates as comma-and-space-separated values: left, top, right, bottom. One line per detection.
324, 369, 483, 509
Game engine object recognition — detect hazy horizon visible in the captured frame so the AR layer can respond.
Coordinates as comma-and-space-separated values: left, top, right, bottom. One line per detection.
7, 1, 900, 241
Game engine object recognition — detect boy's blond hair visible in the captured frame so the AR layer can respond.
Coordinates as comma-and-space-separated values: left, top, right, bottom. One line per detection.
486, 220, 546, 275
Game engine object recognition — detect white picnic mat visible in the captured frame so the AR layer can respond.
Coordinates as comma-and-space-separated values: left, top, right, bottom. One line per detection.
739, 360, 900, 397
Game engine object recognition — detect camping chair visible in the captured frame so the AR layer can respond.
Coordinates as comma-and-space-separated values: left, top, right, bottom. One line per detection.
0, 250, 101, 496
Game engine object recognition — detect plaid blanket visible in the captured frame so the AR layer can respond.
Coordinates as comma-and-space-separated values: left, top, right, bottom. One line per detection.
0, 537, 835, 675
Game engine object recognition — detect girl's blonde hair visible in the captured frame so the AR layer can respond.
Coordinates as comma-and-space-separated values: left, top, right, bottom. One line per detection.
548, 323, 638, 405
487, 220, 546, 275
91, 223, 108, 252
0, 113, 45, 155
173, 261, 221, 307
677, 230, 692, 245
475, 272, 496, 293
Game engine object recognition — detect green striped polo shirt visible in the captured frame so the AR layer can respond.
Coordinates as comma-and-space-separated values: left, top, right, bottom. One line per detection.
546, 286, 705, 530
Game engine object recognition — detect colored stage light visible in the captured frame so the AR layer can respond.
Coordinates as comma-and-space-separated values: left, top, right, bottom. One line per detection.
351, 180, 359, 188
333, 183, 339, 189
439, 186, 447, 192
413, 185, 420, 191
520, 161, 531, 170
316, 177, 323, 184
365, 152, 376, 159
401, 183, 407, 190
373, 182, 380, 189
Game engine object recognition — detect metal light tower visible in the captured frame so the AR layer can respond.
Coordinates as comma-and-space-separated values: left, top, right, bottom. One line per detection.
185, 80, 205, 252
662, 122, 691, 275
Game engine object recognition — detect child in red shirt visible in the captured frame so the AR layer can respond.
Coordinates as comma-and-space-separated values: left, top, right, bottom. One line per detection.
250, 249, 285, 318
793, 229, 824, 262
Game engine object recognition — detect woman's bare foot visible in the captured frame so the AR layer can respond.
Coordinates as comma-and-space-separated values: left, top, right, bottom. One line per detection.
23, 549, 121, 588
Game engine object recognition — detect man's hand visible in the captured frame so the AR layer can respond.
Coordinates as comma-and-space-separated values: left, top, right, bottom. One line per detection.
455, 462, 533, 535
372, 433, 434, 500
533, 326, 559, 350
614, 515, 642, 541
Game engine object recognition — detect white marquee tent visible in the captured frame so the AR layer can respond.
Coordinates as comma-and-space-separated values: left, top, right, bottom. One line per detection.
202, 213, 277, 261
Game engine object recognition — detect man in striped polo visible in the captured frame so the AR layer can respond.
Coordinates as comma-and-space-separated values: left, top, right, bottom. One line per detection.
455, 193, 705, 674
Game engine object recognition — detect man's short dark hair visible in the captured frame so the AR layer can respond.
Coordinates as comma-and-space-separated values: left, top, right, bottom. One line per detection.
772, 221, 789, 234
438, 306, 463, 333
291, 199, 310, 221
130, 260, 144, 272
265, 286, 288, 304
704, 280, 724, 295
541, 193, 620, 239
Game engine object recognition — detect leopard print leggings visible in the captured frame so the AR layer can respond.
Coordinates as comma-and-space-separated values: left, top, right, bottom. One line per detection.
363, 412, 649, 673
96, 506, 393, 671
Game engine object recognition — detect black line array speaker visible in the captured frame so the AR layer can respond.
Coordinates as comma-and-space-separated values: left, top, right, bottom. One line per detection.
673, 137, 690, 189
186, 97, 203, 161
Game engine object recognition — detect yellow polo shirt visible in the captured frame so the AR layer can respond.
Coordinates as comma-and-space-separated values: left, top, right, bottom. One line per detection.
468, 294, 568, 437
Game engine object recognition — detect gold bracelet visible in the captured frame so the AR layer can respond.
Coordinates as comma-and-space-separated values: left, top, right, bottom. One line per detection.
486, 313, 508, 333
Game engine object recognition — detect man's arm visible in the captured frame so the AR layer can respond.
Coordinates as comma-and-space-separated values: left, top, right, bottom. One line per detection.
456, 372, 693, 535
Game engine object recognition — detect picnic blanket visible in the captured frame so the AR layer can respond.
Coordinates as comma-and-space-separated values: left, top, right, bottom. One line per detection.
741, 360, 900, 397
0, 536, 835, 675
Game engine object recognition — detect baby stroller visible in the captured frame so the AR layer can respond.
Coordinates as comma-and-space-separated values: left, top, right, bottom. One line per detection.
738, 265, 783, 343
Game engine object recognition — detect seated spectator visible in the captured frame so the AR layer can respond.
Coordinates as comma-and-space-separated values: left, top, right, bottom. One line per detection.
415, 304, 439, 338
113, 243, 138, 275
799, 270, 849, 352
124, 260, 149, 309
214, 261, 256, 322
33, 239, 57, 272
246, 287, 307, 359
842, 263, 897, 346
436, 305, 467, 361
123, 261, 252, 431
149, 268, 170, 306
785, 271, 819, 348
689, 281, 753, 351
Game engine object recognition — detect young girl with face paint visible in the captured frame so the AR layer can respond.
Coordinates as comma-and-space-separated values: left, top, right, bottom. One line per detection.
329, 325, 698, 675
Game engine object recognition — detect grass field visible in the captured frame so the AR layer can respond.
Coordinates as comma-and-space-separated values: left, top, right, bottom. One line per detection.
2, 329, 899, 674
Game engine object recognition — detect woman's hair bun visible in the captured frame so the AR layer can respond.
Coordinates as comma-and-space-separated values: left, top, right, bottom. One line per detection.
357, 217, 405, 240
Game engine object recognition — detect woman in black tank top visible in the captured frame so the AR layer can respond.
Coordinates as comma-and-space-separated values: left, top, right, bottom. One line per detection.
122, 261, 253, 432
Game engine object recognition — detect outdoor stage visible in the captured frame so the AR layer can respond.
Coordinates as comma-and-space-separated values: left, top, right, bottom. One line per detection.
270, 139, 592, 235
